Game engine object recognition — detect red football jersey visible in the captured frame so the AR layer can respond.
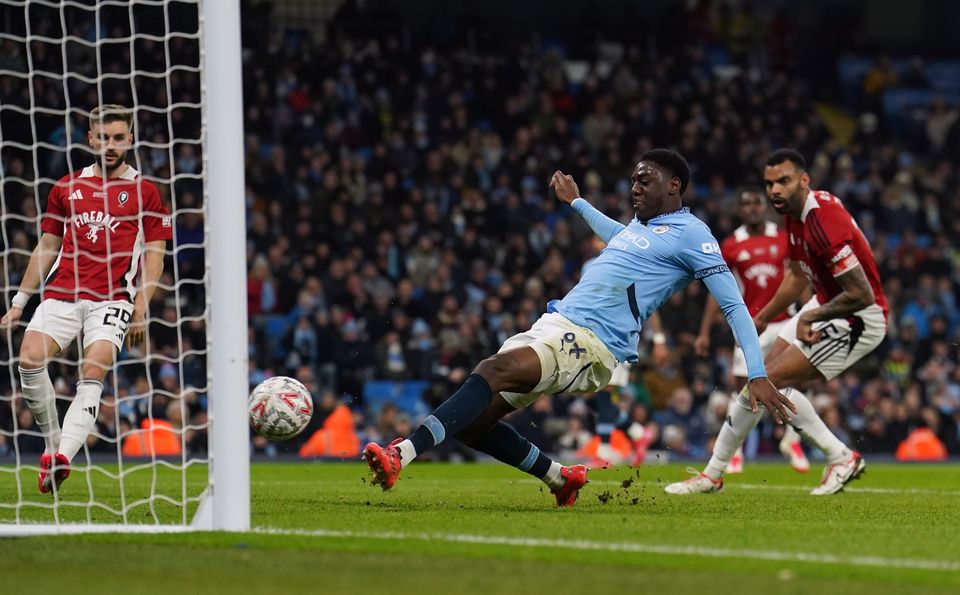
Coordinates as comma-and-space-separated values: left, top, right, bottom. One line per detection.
784, 190, 888, 317
40, 165, 172, 302
721, 222, 789, 322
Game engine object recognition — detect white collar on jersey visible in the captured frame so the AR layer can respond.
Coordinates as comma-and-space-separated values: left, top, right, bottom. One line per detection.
78, 164, 140, 180
800, 190, 819, 222
733, 221, 779, 242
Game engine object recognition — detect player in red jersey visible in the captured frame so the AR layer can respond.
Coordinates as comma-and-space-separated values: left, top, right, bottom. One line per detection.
693, 189, 809, 474
668, 149, 884, 495
0, 105, 171, 493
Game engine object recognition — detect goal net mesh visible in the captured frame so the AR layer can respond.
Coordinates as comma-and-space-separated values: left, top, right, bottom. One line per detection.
0, 0, 210, 527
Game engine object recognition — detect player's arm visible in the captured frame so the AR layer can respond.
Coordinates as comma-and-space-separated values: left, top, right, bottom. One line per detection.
126, 240, 165, 347
795, 264, 874, 345
1, 232, 63, 326
754, 259, 808, 333
700, 270, 796, 423
550, 171, 625, 243
679, 227, 796, 422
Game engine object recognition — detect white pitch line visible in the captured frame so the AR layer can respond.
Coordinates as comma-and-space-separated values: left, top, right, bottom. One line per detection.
525, 478, 960, 496
253, 527, 960, 572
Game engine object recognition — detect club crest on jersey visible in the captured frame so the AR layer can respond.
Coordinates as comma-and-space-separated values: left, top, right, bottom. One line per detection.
73, 210, 120, 244
118, 191, 129, 205
652, 225, 670, 234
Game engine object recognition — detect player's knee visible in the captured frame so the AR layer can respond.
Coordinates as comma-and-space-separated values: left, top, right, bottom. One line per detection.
472, 354, 513, 391
80, 361, 109, 381
19, 344, 47, 370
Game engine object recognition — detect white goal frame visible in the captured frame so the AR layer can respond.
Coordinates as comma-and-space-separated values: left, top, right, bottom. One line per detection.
0, 0, 249, 534
195, 0, 249, 532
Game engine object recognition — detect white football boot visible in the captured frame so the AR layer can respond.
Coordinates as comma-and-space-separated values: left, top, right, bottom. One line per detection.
725, 448, 744, 474
664, 468, 723, 495
810, 451, 865, 495
779, 428, 810, 473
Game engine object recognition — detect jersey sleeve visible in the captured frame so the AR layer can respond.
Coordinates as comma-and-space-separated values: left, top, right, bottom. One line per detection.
807, 211, 859, 277
675, 223, 729, 280
679, 224, 767, 379
40, 182, 67, 236
571, 198, 626, 244
142, 182, 173, 243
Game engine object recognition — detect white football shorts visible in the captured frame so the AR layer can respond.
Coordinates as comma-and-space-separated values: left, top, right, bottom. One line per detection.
777, 296, 886, 380
27, 298, 134, 353
497, 312, 618, 409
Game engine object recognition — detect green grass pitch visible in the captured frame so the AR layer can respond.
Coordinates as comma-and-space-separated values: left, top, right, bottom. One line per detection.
1, 461, 959, 594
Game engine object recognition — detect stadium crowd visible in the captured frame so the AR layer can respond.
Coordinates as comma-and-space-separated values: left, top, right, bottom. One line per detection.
1, 1, 959, 462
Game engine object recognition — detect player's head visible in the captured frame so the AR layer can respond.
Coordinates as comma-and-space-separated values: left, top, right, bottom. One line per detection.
738, 187, 767, 226
763, 148, 810, 217
88, 104, 133, 174
632, 149, 690, 222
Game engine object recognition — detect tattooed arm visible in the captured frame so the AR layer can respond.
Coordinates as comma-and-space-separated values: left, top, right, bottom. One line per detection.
795, 265, 875, 344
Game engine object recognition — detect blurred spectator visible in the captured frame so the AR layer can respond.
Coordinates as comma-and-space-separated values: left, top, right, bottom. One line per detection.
1, 1, 958, 461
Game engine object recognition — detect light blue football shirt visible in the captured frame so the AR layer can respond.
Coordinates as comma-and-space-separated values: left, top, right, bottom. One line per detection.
549, 199, 767, 379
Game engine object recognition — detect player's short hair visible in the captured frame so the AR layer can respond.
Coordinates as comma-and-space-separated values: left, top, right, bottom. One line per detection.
89, 105, 133, 131
766, 148, 806, 171
738, 186, 764, 200
639, 148, 691, 194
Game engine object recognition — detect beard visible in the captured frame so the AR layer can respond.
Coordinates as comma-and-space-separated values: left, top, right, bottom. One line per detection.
97, 150, 127, 175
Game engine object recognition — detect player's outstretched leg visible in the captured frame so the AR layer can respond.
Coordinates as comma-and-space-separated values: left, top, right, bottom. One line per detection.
464, 420, 587, 507
779, 423, 809, 473
779, 388, 863, 494
363, 347, 543, 491
665, 385, 758, 494
723, 395, 745, 474
363, 373, 497, 490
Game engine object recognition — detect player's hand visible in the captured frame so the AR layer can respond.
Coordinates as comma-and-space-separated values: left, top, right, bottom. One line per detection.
748, 377, 797, 425
549, 170, 580, 204
752, 315, 768, 335
0, 307, 22, 327
126, 306, 147, 347
796, 314, 822, 345
693, 333, 710, 357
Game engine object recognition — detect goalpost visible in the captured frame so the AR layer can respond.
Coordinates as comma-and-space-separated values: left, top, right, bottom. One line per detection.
0, 0, 248, 532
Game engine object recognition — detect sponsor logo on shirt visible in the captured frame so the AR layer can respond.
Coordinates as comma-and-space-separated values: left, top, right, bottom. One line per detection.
701, 242, 720, 254
610, 229, 651, 251
68, 189, 83, 201
73, 211, 120, 244
652, 225, 669, 234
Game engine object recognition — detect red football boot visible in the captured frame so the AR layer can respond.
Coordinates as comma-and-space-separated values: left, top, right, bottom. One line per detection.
38, 453, 70, 494
552, 464, 588, 507
363, 438, 403, 491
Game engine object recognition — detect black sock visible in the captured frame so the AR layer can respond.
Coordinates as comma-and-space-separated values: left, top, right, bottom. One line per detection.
408, 374, 493, 456
469, 421, 553, 479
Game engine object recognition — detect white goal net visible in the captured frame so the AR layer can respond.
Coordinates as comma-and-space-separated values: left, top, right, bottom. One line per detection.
0, 0, 248, 531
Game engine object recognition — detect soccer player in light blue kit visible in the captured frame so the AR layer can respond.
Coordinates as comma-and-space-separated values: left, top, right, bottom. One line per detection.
363, 149, 795, 506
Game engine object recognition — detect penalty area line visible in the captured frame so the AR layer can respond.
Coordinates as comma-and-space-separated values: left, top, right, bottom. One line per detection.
253, 527, 960, 572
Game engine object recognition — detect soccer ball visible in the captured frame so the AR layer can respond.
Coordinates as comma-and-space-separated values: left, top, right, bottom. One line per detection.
248, 376, 314, 440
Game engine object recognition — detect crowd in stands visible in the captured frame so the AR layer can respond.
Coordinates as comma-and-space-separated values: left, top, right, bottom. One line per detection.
2, 1, 959, 462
